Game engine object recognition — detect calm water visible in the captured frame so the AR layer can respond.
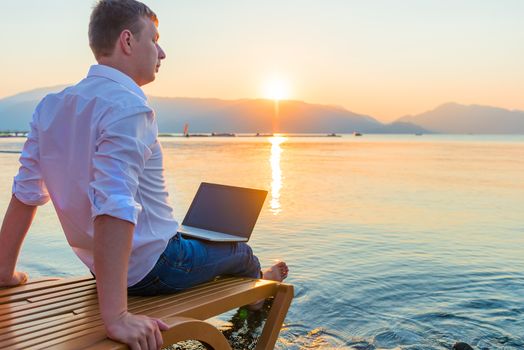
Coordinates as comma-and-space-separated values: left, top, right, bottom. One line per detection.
1, 134, 523, 350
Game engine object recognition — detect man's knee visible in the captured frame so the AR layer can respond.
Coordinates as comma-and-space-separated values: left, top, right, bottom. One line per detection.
238, 242, 253, 255
237, 242, 257, 262
238, 243, 261, 277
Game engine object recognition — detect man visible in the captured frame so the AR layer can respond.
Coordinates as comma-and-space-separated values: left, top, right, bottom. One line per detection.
0, 1, 288, 349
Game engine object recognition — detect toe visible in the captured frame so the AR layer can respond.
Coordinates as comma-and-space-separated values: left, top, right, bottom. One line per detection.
279, 265, 289, 280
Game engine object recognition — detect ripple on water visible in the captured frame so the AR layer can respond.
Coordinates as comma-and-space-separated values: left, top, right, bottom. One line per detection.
373, 327, 424, 348
407, 309, 524, 350
278, 324, 355, 349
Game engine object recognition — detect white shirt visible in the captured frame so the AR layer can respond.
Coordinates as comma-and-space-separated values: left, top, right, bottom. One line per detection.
12, 65, 179, 286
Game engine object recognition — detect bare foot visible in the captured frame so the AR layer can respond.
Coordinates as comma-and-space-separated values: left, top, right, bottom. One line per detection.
261, 261, 289, 282
248, 261, 289, 310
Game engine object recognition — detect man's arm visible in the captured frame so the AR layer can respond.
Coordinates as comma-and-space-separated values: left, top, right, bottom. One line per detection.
94, 214, 168, 350
3, 107, 50, 287
0, 195, 36, 286
90, 109, 168, 349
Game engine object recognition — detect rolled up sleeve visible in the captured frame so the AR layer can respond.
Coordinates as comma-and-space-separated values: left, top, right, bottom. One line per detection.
89, 107, 156, 224
12, 113, 50, 206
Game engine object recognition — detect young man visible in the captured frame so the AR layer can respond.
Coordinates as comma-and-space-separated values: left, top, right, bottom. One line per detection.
0, 1, 288, 349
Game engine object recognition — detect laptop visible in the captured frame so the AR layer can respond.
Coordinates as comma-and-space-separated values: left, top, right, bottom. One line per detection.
177, 182, 268, 242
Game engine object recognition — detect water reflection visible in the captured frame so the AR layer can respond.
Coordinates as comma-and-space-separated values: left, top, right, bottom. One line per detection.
269, 136, 286, 214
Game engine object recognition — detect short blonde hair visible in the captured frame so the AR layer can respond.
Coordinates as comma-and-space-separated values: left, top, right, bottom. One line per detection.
88, 0, 158, 59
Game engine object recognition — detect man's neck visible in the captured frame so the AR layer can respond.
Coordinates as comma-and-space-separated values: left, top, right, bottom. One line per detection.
96, 58, 141, 86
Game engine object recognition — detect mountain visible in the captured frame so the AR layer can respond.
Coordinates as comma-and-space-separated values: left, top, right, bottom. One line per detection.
3, 86, 522, 134
0, 86, 405, 133
398, 102, 524, 134
151, 97, 384, 133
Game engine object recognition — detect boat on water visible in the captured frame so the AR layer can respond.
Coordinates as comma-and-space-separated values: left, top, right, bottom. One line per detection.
353, 132, 362, 136
327, 133, 341, 137
181, 124, 210, 137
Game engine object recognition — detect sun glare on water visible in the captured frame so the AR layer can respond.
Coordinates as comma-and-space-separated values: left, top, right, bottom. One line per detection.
263, 77, 291, 101
269, 136, 287, 214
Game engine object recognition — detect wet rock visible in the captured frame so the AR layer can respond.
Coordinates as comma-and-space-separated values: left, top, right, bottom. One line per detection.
452, 342, 474, 350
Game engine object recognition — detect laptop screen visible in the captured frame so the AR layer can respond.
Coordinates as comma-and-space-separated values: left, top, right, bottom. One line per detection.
182, 182, 268, 237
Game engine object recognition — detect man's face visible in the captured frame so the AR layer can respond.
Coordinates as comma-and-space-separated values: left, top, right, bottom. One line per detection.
132, 17, 166, 86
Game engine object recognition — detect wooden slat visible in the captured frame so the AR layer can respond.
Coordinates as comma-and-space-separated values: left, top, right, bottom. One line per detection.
0, 277, 60, 293
32, 330, 108, 350
0, 297, 98, 330
0, 277, 94, 303
0, 276, 91, 298
0, 293, 98, 323
0, 314, 102, 349
0, 313, 72, 337
23, 277, 62, 284
0, 289, 97, 317
0, 300, 28, 311
27, 281, 97, 302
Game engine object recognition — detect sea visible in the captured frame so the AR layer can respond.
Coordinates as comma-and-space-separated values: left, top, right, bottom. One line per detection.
0, 134, 523, 350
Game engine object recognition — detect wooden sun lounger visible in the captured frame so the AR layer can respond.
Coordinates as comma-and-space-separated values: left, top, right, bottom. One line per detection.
0, 276, 293, 349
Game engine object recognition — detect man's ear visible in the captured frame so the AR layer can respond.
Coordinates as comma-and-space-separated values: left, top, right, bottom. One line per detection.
118, 30, 133, 55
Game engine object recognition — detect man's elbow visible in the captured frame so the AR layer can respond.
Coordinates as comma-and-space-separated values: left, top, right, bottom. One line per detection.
12, 192, 48, 207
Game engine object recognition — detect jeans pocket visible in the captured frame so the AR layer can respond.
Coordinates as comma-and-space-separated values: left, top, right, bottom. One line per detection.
160, 251, 193, 273
162, 236, 195, 273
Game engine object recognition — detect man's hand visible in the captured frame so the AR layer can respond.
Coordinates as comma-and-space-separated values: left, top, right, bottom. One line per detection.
105, 312, 168, 350
0, 271, 28, 288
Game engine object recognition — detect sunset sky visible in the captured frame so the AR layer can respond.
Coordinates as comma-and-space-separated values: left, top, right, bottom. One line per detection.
1, 0, 523, 122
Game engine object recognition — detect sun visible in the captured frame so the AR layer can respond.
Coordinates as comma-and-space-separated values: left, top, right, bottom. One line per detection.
263, 77, 291, 101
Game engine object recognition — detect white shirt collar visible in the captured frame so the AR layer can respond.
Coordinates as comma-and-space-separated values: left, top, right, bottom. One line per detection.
87, 64, 147, 101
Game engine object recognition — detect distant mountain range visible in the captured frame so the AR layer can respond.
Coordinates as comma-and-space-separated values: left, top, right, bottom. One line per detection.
150, 97, 429, 134
398, 102, 524, 134
1, 86, 523, 134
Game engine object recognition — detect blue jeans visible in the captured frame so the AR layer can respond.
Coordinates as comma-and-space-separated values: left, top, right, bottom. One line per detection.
128, 233, 261, 296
